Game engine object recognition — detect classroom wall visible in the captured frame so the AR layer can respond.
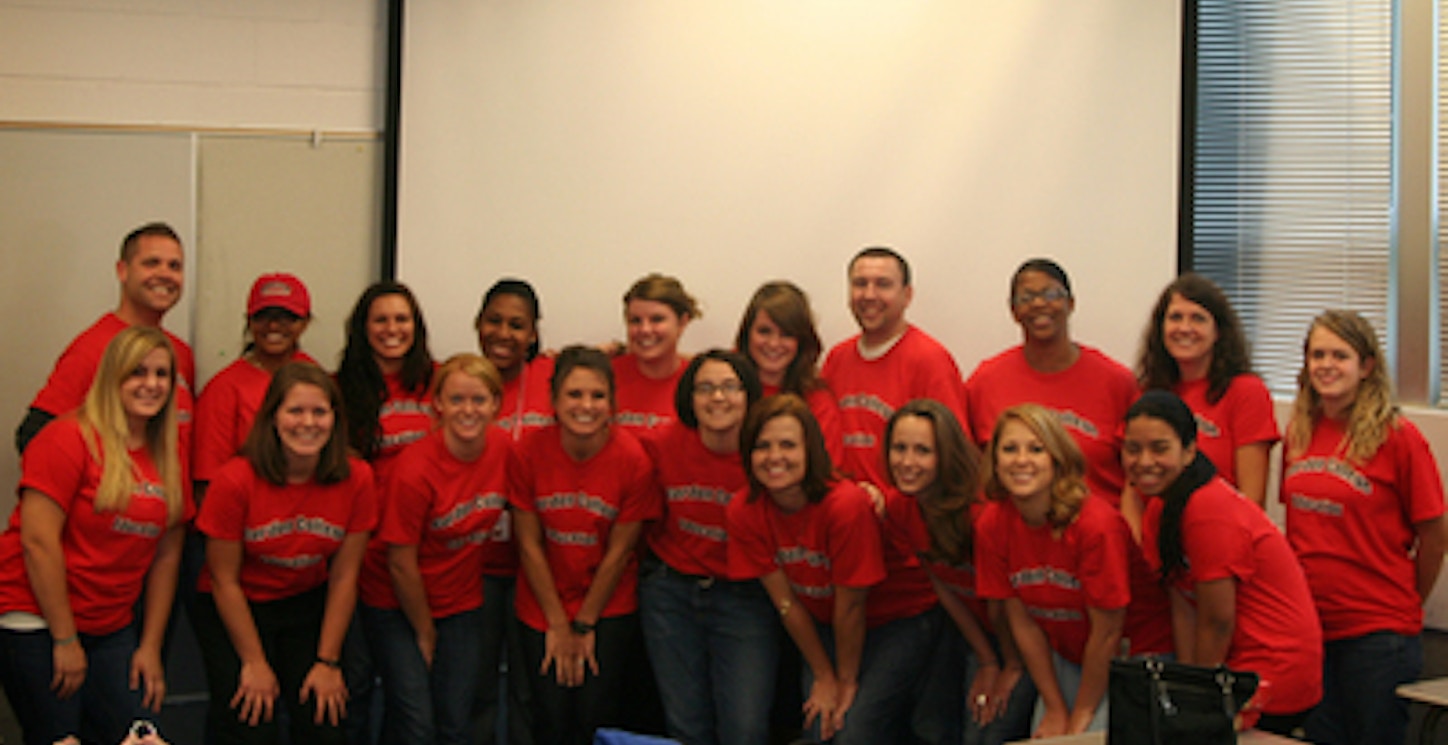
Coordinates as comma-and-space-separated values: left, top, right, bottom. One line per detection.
0, 0, 383, 132
0, 0, 387, 519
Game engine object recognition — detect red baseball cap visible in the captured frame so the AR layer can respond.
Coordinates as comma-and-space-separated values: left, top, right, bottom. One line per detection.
247, 273, 311, 318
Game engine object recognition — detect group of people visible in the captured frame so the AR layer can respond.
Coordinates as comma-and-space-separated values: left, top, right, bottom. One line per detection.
1, 222, 1441, 745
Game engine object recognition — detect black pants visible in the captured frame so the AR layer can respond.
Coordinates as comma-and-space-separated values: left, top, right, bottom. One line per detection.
519, 614, 640, 745
192, 588, 347, 745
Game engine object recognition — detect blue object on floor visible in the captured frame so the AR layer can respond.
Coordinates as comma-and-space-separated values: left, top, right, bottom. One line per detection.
592, 728, 680, 744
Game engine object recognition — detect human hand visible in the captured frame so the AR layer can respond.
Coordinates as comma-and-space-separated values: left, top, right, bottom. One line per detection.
129, 645, 167, 712
300, 662, 349, 726
230, 660, 279, 726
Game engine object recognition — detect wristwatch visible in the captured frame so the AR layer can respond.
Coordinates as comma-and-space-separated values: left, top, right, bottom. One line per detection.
570, 619, 596, 635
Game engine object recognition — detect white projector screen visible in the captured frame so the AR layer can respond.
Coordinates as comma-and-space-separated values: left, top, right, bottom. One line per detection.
397, 2, 1181, 369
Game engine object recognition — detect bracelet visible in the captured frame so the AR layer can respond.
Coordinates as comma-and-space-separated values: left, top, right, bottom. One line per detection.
777, 598, 792, 619
52, 634, 78, 647
315, 656, 342, 669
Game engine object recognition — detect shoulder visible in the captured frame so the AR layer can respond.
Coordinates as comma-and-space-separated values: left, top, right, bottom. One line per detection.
967, 346, 1025, 381
1076, 345, 1135, 380
823, 336, 862, 367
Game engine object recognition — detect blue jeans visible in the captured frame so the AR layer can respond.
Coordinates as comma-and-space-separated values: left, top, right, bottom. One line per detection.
520, 614, 640, 745
475, 574, 533, 745
362, 604, 485, 745
639, 562, 780, 745
1305, 631, 1421, 745
1031, 650, 1108, 733
0, 623, 143, 745
962, 637, 1036, 745
805, 606, 945, 744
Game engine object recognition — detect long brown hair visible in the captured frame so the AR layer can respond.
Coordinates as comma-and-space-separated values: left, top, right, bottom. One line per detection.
1286, 310, 1397, 463
245, 362, 352, 486
884, 399, 982, 564
982, 404, 1088, 531
1136, 273, 1252, 404
734, 281, 825, 395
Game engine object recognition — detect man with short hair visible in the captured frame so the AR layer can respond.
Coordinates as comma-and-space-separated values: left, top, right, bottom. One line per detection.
16, 222, 195, 455
821, 246, 969, 488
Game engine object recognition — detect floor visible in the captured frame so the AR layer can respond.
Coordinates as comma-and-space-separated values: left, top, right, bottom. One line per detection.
5, 628, 1448, 743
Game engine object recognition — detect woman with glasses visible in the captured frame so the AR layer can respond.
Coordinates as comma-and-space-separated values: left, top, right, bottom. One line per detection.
964, 259, 1138, 508
639, 349, 777, 745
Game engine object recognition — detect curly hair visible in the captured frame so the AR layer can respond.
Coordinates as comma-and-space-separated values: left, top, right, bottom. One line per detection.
982, 404, 1088, 532
1136, 273, 1252, 404
1286, 310, 1398, 463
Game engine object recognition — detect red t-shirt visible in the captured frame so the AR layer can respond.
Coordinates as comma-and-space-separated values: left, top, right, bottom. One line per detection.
0, 418, 192, 635
196, 456, 377, 602
497, 357, 557, 439
881, 489, 988, 625
193, 352, 317, 483
726, 481, 887, 625
484, 357, 557, 578
30, 312, 196, 467
611, 354, 686, 435
965, 346, 1137, 506
507, 426, 662, 631
866, 489, 941, 627
762, 384, 846, 470
371, 371, 434, 489
975, 495, 1170, 664
1282, 416, 1445, 640
644, 422, 747, 579
359, 429, 511, 617
821, 326, 969, 488
1145, 478, 1323, 715
1171, 375, 1279, 487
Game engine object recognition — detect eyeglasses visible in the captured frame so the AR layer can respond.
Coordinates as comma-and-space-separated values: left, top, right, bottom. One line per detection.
1012, 287, 1070, 307
693, 380, 745, 397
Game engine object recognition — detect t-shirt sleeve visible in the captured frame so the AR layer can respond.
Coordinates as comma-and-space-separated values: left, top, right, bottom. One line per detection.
617, 448, 663, 523
193, 378, 240, 483
726, 492, 776, 581
196, 466, 247, 541
827, 484, 887, 589
506, 441, 536, 513
378, 458, 430, 546
1181, 511, 1255, 585
347, 462, 379, 534
18, 422, 87, 512
973, 504, 1012, 599
1076, 510, 1132, 611
31, 341, 98, 416
1229, 375, 1281, 448
1396, 420, 1446, 525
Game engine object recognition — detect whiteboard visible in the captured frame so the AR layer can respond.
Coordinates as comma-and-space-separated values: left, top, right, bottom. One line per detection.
396, 2, 1183, 365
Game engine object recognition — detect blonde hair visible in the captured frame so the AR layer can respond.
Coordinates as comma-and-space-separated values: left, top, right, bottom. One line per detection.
1287, 310, 1397, 463
433, 353, 505, 402
80, 327, 184, 523
982, 404, 1088, 531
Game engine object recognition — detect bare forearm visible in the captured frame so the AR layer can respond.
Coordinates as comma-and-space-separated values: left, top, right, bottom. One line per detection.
23, 537, 77, 639
1416, 518, 1446, 602
388, 552, 436, 639
213, 581, 267, 664
1071, 619, 1122, 728
138, 528, 184, 652
831, 590, 867, 686
575, 522, 643, 624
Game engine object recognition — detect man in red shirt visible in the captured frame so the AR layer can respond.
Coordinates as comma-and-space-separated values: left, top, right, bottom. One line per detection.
15, 222, 195, 456
821, 247, 968, 488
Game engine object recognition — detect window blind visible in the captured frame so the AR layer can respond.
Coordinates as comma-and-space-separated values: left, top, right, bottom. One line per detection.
1190, 0, 1394, 397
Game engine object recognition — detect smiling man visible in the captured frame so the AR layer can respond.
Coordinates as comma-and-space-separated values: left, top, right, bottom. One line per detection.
15, 222, 196, 456
821, 246, 968, 488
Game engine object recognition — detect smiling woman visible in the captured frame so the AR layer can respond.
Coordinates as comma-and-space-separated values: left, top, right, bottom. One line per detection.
0, 327, 189, 745
611, 274, 698, 435
194, 273, 316, 486
192, 362, 377, 745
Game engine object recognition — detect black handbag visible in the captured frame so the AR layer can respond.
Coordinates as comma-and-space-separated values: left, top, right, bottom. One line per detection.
1107, 657, 1259, 745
